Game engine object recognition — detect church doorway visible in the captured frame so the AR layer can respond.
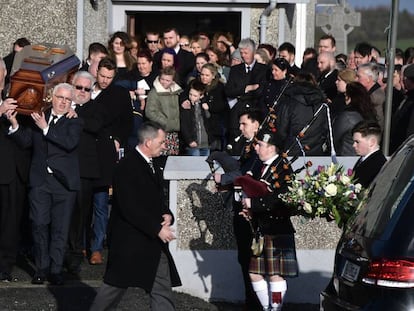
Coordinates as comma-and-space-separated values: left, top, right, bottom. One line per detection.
126, 11, 241, 45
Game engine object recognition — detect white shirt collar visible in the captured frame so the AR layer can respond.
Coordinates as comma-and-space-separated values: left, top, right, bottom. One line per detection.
245, 60, 256, 70
361, 148, 380, 162
136, 146, 152, 164
264, 154, 279, 166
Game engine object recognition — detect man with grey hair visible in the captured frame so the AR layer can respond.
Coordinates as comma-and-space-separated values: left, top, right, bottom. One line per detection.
7, 82, 83, 285
225, 38, 268, 155
91, 121, 181, 311
356, 62, 385, 129
65, 71, 103, 274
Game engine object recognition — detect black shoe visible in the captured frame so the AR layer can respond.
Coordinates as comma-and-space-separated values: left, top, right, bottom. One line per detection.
48, 273, 64, 285
31, 273, 47, 285
0, 271, 12, 282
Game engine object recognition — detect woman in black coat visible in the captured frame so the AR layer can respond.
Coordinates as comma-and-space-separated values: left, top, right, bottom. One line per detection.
333, 82, 377, 156
181, 63, 229, 151
260, 57, 292, 117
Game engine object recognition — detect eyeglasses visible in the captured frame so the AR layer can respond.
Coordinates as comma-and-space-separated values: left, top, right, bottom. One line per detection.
74, 85, 92, 92
146, 40, 159, 44
54, 94, 72, 104
180, 43, 190, 47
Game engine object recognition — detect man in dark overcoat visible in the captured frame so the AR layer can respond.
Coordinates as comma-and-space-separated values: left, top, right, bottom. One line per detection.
89, 57, 133, 265
225, 38, 268, 155
91, 121, 181, 311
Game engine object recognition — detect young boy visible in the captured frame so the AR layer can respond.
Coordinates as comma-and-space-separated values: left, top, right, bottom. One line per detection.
352, 120, 387, 188
180, 79, 211, 156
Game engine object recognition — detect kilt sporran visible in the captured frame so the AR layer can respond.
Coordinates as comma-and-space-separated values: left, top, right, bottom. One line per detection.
251, 228, 264, 257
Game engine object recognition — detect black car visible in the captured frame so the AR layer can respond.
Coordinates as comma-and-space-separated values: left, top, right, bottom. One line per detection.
320, 137, 414, 310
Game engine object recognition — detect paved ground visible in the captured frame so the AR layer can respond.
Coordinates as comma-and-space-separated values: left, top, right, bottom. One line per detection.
0, 252, 318, 310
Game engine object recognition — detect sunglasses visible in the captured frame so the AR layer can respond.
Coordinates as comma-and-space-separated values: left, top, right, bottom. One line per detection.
74, 85, 92, 92
180, 43, 190, 47
146, 40, 159, 44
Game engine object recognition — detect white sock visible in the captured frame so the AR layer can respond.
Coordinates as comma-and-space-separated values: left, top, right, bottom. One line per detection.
269, 280, 287, 310
252, 279, 269, 309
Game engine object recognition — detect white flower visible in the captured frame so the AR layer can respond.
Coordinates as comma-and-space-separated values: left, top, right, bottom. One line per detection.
328, 175, 336, 182
297, 188, 304, 197
354, 183, 362, 193
303, 201, 312, 213
327, 163, 336, 176
325, 183, 337, 197
342, 175, 351, 185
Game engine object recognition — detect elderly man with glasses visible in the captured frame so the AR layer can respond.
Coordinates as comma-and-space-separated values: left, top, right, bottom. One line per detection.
7, 83, 83, 286
65, 71, 103, 274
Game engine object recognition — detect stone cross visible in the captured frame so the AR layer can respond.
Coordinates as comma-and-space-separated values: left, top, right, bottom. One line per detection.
316, 0, 361, 54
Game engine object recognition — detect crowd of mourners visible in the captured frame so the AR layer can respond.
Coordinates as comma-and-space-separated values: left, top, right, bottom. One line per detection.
1, 27, 414, 310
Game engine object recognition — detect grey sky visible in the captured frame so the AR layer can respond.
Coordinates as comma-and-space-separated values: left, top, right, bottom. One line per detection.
347, 0, 414, 13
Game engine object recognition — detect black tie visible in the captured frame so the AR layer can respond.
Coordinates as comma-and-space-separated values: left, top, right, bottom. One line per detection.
148, 159, 155, 174
49, 114, 58, 127
261, 164, 268, 176
246, 65, 251, 73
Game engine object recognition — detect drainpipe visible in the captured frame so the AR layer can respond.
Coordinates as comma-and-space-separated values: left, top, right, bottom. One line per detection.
76, 0, 84, 61
260, 0, 277, 44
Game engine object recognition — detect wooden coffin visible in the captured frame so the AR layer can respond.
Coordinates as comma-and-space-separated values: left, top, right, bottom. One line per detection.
9, 43, 80, 115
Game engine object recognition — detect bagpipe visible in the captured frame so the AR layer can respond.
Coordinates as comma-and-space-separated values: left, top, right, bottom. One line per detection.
233, 101, 336, 198
206, 95, 337, 200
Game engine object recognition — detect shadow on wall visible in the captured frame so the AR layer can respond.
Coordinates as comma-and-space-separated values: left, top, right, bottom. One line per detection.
181, 180, 334, 304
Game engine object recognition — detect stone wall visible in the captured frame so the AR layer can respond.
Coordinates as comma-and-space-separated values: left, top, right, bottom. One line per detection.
0, 0, 109, 62
0, 0, 77, 57
82, 0, 109, 60
176, 179, 341, 251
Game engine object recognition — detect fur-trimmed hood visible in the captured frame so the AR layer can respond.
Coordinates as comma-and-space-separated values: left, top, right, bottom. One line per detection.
153, 76, 182, 95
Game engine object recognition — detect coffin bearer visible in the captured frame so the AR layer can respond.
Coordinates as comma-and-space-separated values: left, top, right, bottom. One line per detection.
7, 83, 83, 285
65, 71, 103, 274
0, 59, 31, 282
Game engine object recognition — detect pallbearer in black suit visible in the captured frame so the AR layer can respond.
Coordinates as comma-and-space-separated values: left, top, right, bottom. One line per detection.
0, 59, 31, 282
7, 83, 83, 285
91, 121, 181, 311
352, 121, 387, 189
66, 71, 103, 274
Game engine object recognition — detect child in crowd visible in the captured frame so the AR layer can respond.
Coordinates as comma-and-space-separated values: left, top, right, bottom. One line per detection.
145, 66, 182, 155
180, 79, 211, 156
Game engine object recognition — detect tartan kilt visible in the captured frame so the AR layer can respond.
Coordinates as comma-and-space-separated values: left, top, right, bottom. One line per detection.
249, 233, 298, 278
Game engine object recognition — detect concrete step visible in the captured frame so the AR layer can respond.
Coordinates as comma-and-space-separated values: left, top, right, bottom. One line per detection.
0, 252, 218, 311
0, 252, 318, 311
